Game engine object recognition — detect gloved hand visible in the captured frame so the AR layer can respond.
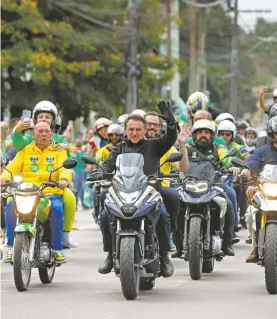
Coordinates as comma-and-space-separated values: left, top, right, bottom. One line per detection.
157, 100, 176, 126
87, 171, 103, 182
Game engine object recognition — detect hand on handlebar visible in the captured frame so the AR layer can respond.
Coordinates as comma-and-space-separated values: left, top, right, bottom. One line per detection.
228, 167, 241, 180
58, 179, 69, 189
88, 172, 103, 182
0, 180, 10, 187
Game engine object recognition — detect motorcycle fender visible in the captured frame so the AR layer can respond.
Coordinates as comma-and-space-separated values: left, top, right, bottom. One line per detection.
190, 213, 205, 219
116, 233, 143, 258
258, 226, 265, 258
261, 200, 277, 212
14, 223, 36, 236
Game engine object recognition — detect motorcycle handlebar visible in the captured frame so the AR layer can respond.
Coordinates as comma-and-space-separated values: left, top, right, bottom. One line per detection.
43, 181, 59, 188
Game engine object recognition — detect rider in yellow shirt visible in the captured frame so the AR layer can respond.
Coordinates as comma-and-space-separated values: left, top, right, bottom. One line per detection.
1, 122, 72, 263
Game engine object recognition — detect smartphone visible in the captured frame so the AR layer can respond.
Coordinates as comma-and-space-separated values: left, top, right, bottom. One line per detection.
265, 87, 273, 93
22, 109, 32, 120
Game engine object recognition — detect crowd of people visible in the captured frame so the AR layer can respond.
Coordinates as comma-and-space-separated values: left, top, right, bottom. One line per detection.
0, 85, 277, 280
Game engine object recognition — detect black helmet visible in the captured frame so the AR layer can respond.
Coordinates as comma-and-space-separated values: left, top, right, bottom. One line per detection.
266, 116, 277, 144
269, 104, 277, 119
236, 120, 249, 130
245, 127, 257, 138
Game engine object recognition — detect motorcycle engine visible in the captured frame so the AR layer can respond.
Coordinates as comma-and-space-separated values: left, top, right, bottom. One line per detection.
39, 242, 51, 262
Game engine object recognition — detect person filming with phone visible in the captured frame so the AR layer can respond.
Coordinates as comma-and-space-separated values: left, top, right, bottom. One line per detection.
258, 86, 277, 115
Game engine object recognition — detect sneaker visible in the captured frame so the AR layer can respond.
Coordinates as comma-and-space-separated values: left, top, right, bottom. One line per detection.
245, 236, 252, 244
98, 252, 113, 274
62, 232, 79, 248
169, 233, 176, 252
54, 250, 67, 264
160, 254, 174, 278
4, 246, 13, 263
246, 248, 259, 263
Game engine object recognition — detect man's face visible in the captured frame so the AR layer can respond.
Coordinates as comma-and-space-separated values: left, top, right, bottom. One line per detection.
98, 126, 108, 139
245, 133, 256, 141
218, 130, 233, 145
36, 112, 53, 126
108, 133, 120, 145
33, 123, 51, 147
193, 111, 209, 123
145, 115, 161, 138
238, 129, 246, 136
195, 129, 211, 142
126, 119, 146, 144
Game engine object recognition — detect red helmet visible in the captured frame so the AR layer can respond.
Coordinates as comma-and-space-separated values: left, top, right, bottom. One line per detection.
93, 118, 112, 132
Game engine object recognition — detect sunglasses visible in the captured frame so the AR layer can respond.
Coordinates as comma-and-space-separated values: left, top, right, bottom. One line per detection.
219, 132, 232, 137
146, 122, 161, 128
108, 133, 120, 137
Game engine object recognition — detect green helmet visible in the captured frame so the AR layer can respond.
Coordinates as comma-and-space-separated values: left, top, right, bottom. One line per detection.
32, 101, 58, 128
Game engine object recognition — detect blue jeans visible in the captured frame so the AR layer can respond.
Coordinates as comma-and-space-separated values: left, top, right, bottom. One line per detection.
73, 172, 85, 205
5, 195, 64, 250
223, 183, 238, 227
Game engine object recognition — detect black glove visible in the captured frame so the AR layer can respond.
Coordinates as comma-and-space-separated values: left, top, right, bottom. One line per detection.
87, 171, 103, 182
157, 100, 176, 126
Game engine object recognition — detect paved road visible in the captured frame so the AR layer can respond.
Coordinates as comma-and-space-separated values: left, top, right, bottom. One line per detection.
1, 209, 276, 319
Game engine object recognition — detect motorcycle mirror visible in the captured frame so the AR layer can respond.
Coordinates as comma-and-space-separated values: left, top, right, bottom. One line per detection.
106, 146, 114, 152
167, 152, 183, 163
160, 152, 183, 168
81, 155, 98, 166
62, 159, 77, 169
231, 158, 247, 168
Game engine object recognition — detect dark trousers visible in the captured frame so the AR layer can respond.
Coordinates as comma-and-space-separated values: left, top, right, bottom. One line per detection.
100, 202, 171, 255
160, 187, 180, 232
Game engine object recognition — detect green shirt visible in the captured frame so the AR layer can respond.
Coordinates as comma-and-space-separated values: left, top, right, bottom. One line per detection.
187, 135, 227, 148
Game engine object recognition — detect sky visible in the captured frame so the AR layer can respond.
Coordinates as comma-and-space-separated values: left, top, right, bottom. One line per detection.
238, 0, 277, 30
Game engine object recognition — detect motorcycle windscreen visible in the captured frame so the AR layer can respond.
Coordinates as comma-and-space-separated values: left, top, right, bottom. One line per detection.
115, 153, 147, 189
260, 164, 277, 182
183, 161, 216, 181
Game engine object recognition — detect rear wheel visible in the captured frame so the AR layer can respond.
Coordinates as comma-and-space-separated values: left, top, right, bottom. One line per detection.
264, 223, 277, 294
120, 237, 140, 300
38, 266, 56, 284
13, 233, 32, 292
188, 217, 203, 280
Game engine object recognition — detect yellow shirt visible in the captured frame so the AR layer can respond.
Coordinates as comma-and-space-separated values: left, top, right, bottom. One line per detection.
160, 146, 178, 187
0, 142, 72, 196
96, 143, 112, 165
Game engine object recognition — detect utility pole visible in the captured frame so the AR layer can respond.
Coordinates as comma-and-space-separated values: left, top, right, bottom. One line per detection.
166, 0, 172, 60
229, 0, 238, 118
188, 0, 197, 95
126, 0, 140, 113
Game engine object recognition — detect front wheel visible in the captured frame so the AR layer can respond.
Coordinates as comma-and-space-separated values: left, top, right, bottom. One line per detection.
13, 233, 32, 292
38, 266, 56, 284
120, 237, 140, 300
264, 223, 277, 294
188, 217, 203, 280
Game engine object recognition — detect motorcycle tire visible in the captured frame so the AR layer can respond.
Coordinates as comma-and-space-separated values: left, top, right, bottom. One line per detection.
139, 279, 155, 291
13, 233, 32, 292
38, 266, 56, 284
120, 237, 140, 300
188, 217, 203, 280
264, 223, 277, 294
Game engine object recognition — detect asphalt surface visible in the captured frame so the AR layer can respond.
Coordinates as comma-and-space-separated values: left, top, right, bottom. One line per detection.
1, 209, 276, 319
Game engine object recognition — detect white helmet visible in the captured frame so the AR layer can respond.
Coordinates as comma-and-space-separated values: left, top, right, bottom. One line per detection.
192, 119, 215, 148
186, 92, 209, 116
107, 124, 124, 136
215, 113, 235, 126
217, 120, 237, 138
117, 114, 129, 127
32, 101, 58, 128
273, 88, 277, 99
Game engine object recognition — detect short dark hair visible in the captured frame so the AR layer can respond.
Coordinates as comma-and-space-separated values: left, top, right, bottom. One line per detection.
144, 112, 162, 125
125, 114, 146, 129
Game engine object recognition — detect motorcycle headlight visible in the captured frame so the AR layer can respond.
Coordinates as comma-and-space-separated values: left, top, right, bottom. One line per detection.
184, 180, 209, 194
15, 195, 36, 214
262, 183, 277, 198
118, 191, 141, 204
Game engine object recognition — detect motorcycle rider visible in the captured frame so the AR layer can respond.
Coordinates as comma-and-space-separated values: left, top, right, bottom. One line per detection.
241, 116, 277, 263
1, 122, 71, 263
186, 91, 209, 126
174, 119, 239, 257
96, 124, 124, 165
258, 86, 277, 114
256, 104, 277, 147
11, 101, 78, 248
244, 128, 257, 153
91, 101, 178, 277
144, 111, 190, 250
